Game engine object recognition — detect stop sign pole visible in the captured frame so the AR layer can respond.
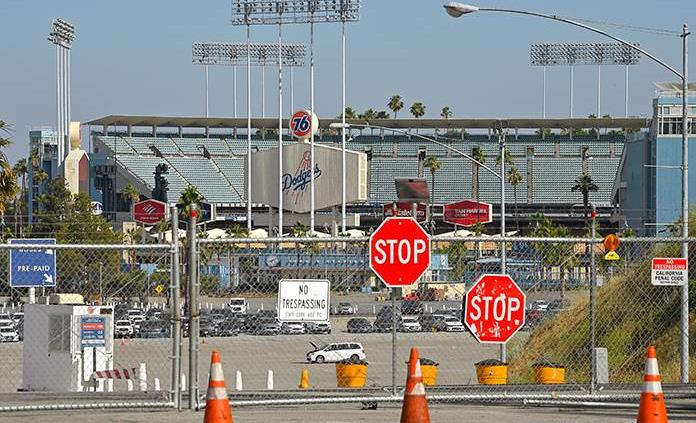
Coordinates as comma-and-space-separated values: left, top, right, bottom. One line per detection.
369, 216, 431, 395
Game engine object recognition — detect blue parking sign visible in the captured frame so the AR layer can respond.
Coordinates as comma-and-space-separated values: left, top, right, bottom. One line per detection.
8, 239, 57, 288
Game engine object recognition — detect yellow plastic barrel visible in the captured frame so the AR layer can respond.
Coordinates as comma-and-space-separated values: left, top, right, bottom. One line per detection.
405, 358, 439, 386
421, 365, 438, 386
532, 361, 565, 384
335, 362, 367, 388
475, 359, 508, 385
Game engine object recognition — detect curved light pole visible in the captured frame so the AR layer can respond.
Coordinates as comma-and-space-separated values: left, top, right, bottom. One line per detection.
444, 1, 690, 383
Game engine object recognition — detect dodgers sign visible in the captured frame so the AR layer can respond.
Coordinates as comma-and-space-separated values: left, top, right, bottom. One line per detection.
8, 239, 57, 288
277, 279, 330, 322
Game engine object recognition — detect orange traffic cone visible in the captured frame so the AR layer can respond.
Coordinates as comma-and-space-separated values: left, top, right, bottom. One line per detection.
203, 350, 233, 423
636, 346, 668, 423
400, 347, 430, 423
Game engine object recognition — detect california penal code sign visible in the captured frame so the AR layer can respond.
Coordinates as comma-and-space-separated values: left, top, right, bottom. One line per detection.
651, 258, 688, 286
277, 279, 330, 322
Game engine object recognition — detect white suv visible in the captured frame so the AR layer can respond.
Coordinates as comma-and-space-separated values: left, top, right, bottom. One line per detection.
306, 342, 366, 363
443, 316, 465, 332
228, 298, 248, 314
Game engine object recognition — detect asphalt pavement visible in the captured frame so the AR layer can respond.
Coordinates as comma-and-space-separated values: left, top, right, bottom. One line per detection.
1, 403, 694, 423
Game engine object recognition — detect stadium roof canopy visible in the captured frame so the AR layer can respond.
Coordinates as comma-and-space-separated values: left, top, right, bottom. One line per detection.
87, 115, 650, 131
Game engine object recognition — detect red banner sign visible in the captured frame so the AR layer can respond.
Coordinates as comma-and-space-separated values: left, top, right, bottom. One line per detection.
443, 200, 492, 227
383, 202, 426, 222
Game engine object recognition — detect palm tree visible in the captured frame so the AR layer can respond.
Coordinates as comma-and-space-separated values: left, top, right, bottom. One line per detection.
120, 183, 141, 217
375, 111, 390, 119
440, 106, 452, 119
507, 166, 522, 230
344, 107, 358, 120
471, 147, 485, 201
409, 102, 425, 119
424, 157, 441, 230
571, 172, 599, 217
0, 121, 19, 229
180, 185, 203, 207
388, 95, 404, 119
12, 158, 27, 236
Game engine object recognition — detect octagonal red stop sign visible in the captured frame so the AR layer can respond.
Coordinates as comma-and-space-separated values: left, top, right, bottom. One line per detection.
370, 217, 431, 287
465, 274, 526, 343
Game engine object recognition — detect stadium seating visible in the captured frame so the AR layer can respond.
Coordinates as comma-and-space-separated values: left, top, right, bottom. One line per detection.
96, 132, 623, 207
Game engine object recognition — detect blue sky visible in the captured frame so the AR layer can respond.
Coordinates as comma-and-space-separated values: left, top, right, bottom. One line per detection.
0, 0, 694, 162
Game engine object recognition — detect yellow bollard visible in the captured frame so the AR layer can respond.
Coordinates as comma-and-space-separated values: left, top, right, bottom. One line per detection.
299, 368, 310, 389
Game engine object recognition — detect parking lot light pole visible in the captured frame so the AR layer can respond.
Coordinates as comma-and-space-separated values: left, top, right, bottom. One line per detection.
187, 204, 199, 410
443, 1, 690, 383
169, 204, 182, 409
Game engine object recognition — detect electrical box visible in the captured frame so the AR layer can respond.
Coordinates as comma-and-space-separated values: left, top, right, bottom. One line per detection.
22, 304, 114, 392
594, 347, 609, 385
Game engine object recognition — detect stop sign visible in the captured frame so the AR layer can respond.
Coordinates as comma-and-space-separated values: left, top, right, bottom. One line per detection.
133, 199, 167, 225
369, 217, 431, 287
465, 274, 526, 343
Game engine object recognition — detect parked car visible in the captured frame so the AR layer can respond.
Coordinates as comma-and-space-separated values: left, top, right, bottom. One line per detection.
281, 322, 306, 335
11, 312, 24, 324
0, 313, 14, 328
346, 318, 372, 333
401, 300, 425, 315
209, 309, 228, 326
253, 317, 281, 336
532, 300, 549, 311
127, 309, 145, 323
524, 309, 544, 330
218, 317, 244, 336
400, 316, 422, 333
373, 306, 403, 332
306, 342, 365, 363
145, 309, 163, 320
336, 303, 355, 315
228, 298, 248, 314
547, 299, 571, 314
0, 326, 19, 343
139, 320, 170, 339
304, 321, 332, 334
115, 320, 135, 338
199, 319, 219, 337
418, 313, 447, 332
442, 316, 466, 332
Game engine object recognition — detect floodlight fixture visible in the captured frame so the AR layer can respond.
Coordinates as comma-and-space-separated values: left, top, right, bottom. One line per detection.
231, 0, 360, 25
192, 42, 306, 66
443, 2, 479, 17
48, 18, 76, 49
530, 42, 640, 66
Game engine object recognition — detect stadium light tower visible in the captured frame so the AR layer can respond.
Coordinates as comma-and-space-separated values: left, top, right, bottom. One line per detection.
48, 18, 76, 170
530, 43, 640, 118
192, 42, 306, 120
444, 1, 691, 385
232, 0, 360, 235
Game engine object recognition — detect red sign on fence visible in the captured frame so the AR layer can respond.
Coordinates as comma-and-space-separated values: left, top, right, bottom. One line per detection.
443, 200, 492, 227
465, 274, 526, 344
133, 199, 166, 225
382, 202, 426, 222
369, 217, 431, 288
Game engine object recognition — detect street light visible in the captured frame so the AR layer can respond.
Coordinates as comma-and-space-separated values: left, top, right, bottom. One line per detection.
444, 1, 691, 383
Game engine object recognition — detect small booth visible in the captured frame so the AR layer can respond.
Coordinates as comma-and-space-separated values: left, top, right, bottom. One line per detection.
22, 295, 114, 392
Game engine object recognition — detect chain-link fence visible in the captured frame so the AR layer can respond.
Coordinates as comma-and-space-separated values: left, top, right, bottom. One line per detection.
195, 235, 695, 406
0, 234, 693, 411
0, 243, 174, 407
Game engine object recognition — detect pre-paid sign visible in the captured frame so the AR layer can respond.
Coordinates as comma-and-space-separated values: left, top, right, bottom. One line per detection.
651, 257, 688, 286
277, 279, 330, 322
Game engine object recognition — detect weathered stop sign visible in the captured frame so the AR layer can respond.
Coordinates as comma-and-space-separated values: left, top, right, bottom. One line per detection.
133, 199, 166, 225
369, 217, 431, 287
465, 274, 526, 343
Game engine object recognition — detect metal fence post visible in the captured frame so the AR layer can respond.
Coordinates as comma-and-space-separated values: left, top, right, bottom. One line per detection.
391, 287, 398, 396
169, 204, 181, 409
590, 205, 597, 393
187, 204, 199, 410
